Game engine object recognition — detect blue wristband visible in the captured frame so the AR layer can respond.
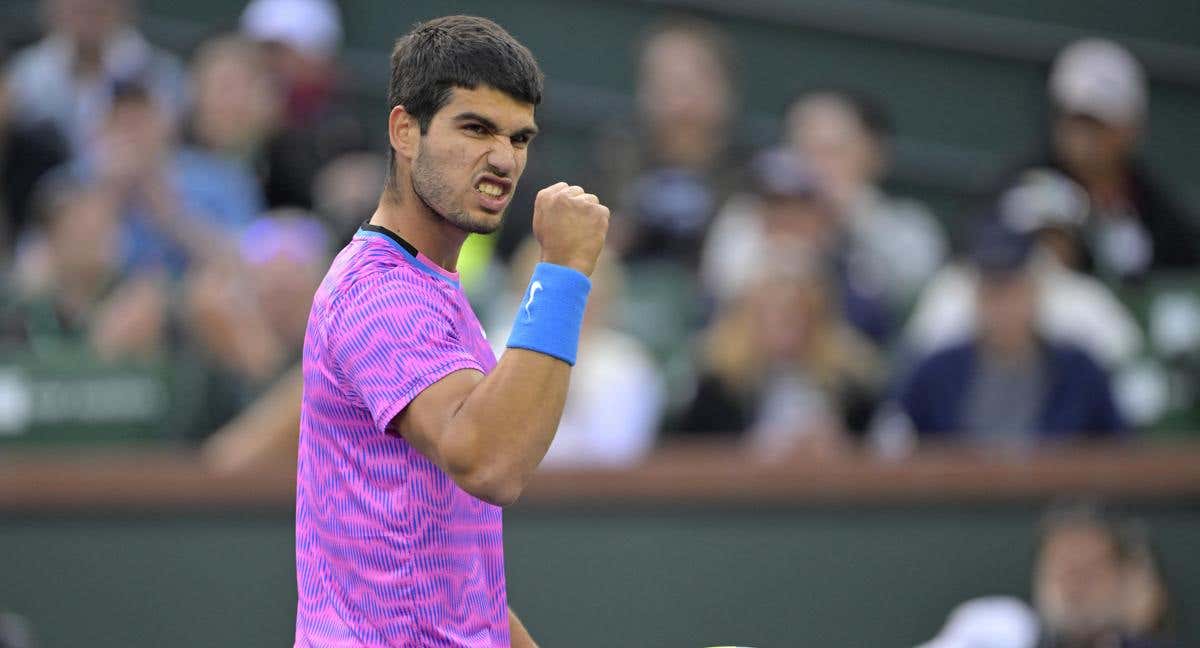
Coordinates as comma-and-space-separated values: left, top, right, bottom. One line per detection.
506, 262, 592, 365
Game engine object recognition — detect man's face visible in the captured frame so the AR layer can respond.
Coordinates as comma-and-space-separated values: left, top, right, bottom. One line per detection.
1036, 525, 1125, 639
408, 85, 537, 234
638, 32, 730, 133
977, 270, 1037, 355
790, 98, 882, 200
47, 0, 126, 49
1053, 113, 1137, 177
193, 48, 279, 152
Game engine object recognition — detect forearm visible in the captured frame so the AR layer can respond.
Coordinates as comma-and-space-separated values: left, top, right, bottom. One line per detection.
508, 607, 538, 648
442, 348, 570, 504
396, 182, 607, 505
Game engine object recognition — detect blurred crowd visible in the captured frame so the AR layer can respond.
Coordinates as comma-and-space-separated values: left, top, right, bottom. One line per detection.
1, 0, 1199, 473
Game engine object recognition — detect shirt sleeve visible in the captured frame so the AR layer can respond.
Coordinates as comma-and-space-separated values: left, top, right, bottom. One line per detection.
331, 273, 485, 433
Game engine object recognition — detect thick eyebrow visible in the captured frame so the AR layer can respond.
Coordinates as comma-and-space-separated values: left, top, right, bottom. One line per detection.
453, 111, 539, 139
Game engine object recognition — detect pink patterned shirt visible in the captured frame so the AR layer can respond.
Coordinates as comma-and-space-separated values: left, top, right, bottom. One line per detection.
295, 224, 507, 647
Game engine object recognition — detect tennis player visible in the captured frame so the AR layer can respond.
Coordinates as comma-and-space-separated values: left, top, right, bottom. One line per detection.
294, 15, 608, 647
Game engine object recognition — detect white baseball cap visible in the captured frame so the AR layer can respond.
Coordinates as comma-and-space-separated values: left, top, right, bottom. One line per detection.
1049, 38, 1147, 126
916, 596, 1040, 648
1000, 169, 1091, 234
240, 0, 343, 58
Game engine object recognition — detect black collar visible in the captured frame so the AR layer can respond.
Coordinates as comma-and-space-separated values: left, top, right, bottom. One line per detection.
360, 220, 419, 257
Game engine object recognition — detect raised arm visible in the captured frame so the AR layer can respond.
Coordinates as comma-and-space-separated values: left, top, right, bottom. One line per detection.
394, 182, 608, 506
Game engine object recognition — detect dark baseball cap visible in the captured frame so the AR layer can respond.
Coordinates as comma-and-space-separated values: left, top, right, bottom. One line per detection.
971, 220, 1034, 275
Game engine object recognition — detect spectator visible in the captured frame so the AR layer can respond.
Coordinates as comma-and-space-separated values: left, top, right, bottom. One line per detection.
1036, 505, 1174, 647
4, 0, 185, 155
79, 81, 257, 276
1, 173, 166, 361
488, 239, 664, 468
240, 0, 364, 208
703, 147, 893, 344
184, 211, 328, 439
1015, 38, 1200, 283
883, 221, 1125, 447
787, 89, 946, 310
919, 502, 1176, 648
677, 240, 881, 457
240, 0, 342, 130
0, 46, 69, 257
600, 17, 743, 270
183, 35, 278, 197
905, 170, 1144, 371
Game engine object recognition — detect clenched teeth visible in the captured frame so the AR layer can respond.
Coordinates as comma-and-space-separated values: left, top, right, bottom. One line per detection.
477, 182, 504, 197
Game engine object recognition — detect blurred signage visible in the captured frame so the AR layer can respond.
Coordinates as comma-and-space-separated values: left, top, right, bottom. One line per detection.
0, 361, 171, 442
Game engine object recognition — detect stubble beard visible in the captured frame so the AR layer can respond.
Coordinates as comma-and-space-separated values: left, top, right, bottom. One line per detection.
410, 151, 504, 235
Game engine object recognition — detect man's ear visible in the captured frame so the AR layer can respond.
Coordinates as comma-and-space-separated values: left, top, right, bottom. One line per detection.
388, 105, 420, 162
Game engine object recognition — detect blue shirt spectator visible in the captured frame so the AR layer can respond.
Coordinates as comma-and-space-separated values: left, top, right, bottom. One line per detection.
116, 148, 262, 274
70, 83, 262, 277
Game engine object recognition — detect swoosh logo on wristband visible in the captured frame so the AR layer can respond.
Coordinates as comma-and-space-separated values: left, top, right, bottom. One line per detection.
524, 281, 543, 321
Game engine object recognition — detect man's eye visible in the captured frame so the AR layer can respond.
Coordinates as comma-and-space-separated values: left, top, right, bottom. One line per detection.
464, 124, 486, 135
512, 134, 530, 146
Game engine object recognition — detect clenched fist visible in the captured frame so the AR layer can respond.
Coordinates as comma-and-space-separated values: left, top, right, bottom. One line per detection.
532, 182, 610, 277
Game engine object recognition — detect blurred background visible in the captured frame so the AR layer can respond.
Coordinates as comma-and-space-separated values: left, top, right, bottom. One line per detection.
0, 0, 1198, 646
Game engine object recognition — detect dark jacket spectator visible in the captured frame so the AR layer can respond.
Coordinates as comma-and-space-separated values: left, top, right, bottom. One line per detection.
900, 339, 1124, 440
1030, 152, 1200, 279
888, 221, 1125, 445
1009, 38, 1200, 283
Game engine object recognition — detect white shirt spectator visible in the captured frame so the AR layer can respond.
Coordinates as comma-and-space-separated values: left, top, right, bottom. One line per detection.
843, 184, 946, 308
6, 28, 185, 154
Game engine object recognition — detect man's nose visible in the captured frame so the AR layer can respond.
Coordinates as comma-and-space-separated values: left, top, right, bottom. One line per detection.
486, 138, 516, 176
